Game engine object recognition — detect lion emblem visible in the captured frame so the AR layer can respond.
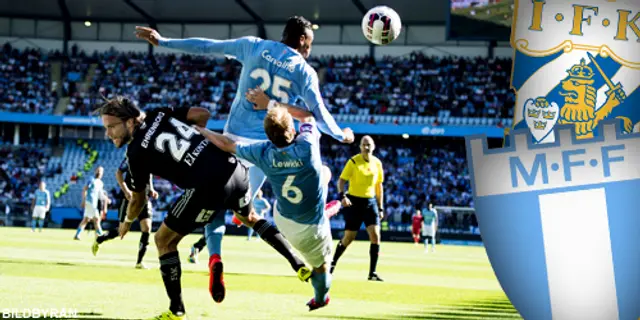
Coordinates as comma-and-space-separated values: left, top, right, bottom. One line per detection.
530, 56, 629, 139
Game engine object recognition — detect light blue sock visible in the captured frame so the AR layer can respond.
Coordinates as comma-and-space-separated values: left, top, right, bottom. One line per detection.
31, 220, 37, 231
38, 219, 44, 230
248, 166, 266, 199
75, 227, 82, 238
310, 271, 331, 303
205, 215, 226, 257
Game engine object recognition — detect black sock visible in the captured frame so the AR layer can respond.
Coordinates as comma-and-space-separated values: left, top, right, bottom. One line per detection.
331, 241, 347, 272
136, 232, 150, 264
159, 252, 185, 315
193, 235, 206, 252
96, 228, 119, 244
253, 219, 304, 272
369, 243, 380, 275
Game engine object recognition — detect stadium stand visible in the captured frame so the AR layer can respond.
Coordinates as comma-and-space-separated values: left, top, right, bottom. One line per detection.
1, 43, 514, 128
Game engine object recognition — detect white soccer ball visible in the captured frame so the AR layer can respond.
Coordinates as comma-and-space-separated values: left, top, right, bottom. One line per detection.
361, 6, 402, 45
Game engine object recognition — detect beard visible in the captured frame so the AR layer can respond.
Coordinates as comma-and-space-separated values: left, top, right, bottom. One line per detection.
113, 130, 133, 148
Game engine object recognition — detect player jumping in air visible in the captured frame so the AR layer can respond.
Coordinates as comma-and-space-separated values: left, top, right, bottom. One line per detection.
135, 15, 354, 299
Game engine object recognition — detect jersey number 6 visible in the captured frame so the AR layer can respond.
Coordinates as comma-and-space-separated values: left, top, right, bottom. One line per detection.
282, 175, 303, 204
250, 68, 292, 103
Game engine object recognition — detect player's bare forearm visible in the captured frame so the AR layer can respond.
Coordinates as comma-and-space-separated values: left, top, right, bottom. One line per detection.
115, 169, 127, 191
196, 127, 237, 154
337, 178, 347, 194
187, 107, 211, 127
148, 174, 155, 192
375, 183, 384, 209
126, 191, 147, 221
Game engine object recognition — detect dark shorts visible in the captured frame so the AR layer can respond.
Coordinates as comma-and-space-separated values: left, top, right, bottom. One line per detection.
164, 164, 252, 235
342, 195, 380, 231
118, 195, 152, 222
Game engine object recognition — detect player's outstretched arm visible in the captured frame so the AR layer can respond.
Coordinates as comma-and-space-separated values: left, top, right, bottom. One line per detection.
194, 127, 237, 154
135, 26, 254, 58
302, 73, 354, 143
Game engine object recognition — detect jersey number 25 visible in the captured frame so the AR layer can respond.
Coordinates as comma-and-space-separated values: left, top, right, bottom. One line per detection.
250, 68, 292, 103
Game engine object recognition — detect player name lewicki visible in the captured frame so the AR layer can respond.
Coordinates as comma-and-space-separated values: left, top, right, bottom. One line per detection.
141, 112, 164, 148
467, 124, 640, 197
272, 158, 304, 168
261, 50, 296, 73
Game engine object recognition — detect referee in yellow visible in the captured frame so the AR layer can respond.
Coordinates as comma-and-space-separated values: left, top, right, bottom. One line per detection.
330, 135, 385, 281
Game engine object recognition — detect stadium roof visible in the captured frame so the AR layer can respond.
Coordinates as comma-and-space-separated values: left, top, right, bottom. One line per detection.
0, 0, 447, 25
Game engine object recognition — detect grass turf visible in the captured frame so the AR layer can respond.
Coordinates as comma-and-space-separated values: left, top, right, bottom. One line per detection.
0, 227, 521, 319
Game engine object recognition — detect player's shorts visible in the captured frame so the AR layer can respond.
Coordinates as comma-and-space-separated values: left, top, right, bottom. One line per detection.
164, 163, 252, 236
83, 203, 100, 219
32, 205, 47, 219
342, 195, 380, 231
118, 195, 152, 222
422, 223, 435, 237
412, 225, 421, 235
273, 201, 332, 268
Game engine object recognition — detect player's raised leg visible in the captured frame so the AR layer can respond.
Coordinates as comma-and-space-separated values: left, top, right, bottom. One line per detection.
233, 205, 311, 281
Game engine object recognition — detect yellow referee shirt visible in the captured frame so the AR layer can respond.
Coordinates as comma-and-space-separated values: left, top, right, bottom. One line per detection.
339, 154, 384, 198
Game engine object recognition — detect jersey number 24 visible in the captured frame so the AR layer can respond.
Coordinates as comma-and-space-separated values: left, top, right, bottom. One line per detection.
155, 118, 198, 162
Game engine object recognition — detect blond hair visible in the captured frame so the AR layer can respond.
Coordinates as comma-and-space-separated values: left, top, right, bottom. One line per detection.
264, 107, 295, 148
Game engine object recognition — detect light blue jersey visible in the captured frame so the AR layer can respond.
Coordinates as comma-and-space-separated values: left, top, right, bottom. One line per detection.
236, 122, 325, 225
34, 189, 49, 207
423, 209, 437, 225
253, 198, 270, 215
159, 36, 345, 142
85, 178, 104, 209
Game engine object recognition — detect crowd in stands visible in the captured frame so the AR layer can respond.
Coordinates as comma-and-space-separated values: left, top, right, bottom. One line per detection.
0, 134, 478, 231
1, 43, 514, 121
0, 143, 59, 208
316, 53, 514, 119
1, 43, 504, 230
0, 43, 58, 114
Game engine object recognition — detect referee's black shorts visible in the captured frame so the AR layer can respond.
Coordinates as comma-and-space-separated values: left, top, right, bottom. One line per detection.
118, 193, 152, 223
342, 194, 380, 231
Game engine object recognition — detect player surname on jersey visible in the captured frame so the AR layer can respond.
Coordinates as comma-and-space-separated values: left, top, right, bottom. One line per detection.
2, 308, 78, 319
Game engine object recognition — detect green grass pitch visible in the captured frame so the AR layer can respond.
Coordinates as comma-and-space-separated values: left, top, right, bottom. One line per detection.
0, 227, 522, 319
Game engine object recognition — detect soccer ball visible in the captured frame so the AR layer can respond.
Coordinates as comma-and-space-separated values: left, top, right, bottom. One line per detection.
361, 6, 402, 45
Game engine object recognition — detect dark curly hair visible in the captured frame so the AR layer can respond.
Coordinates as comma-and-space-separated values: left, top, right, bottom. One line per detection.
282, 16, 312, 48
